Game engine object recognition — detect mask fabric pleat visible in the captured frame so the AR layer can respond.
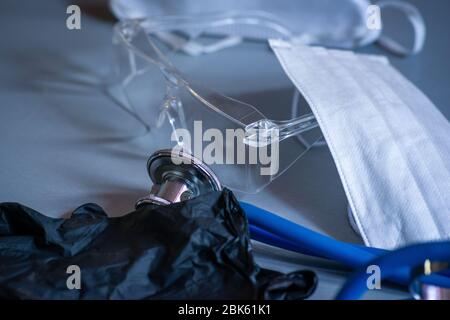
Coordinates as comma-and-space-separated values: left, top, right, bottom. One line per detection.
270, 40, 450, 248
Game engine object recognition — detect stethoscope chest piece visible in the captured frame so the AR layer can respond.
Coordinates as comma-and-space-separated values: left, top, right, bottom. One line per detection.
136, 149, 222, 208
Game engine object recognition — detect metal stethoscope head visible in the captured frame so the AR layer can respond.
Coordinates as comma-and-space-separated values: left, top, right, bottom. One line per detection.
410, 261, 450, 300
136, 149, 222, 208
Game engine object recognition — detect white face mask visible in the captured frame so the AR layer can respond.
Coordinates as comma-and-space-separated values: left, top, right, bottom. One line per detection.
110, 0, 425, 56
270, 40, 450, 249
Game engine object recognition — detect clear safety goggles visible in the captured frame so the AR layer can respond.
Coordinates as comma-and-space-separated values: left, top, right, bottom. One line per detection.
108, 15, 323, 193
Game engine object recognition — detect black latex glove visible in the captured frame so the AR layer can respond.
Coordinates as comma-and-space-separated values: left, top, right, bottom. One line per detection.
0, 189, 316, 299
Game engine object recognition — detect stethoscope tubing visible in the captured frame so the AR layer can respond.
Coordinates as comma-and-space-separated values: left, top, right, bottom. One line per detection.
336, 242, 450, 299
241, 201, 450, 292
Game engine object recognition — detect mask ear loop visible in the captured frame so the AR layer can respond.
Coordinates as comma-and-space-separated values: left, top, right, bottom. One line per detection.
154, 31, 243, 56
376, 0, 426, 56
290, 89, 326, 148
144, 11, 294, 56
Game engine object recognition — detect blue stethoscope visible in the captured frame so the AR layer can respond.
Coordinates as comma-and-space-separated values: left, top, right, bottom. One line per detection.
139, 149, 450, 300
241, 202, 450, 299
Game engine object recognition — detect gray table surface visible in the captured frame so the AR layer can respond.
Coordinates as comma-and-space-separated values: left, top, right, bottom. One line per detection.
1, 0, 449, 299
